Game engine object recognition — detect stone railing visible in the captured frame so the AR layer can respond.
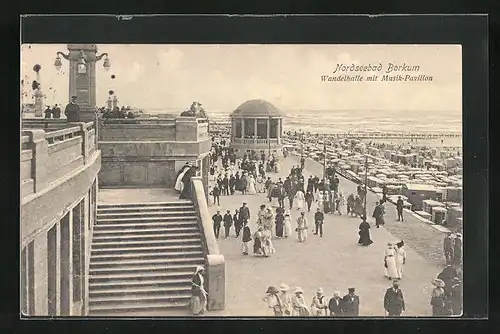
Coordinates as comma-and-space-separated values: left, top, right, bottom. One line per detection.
21, 121, 97, 200
232, 138, 279, 145
99, 117, 209, 142
190, 176, 225, 311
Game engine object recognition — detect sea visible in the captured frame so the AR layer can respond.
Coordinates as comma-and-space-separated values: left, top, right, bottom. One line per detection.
147, 108, 463, 148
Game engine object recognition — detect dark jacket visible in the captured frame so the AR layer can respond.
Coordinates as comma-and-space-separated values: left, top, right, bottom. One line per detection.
396, 199, 404, 210
384, 288, 405, 313
242, 225, 252, 242
328, 297, 343, 315
305, 192, 314, 204
212, 214, 222, 225
64, 102, 80, 122
239, 206, 250, 221
223, 213, 233, 227
341, 294, 359, 316
212, 186, 220, 196
314, 211, 325, 223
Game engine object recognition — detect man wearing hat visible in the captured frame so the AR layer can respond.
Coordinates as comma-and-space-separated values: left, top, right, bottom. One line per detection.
278, 283, 292, 316
383, 280, 405, 317
311, 288, 328, 316
443, 232, 455, 265
341, 288, 359, 316
212, 210, 222, 239
449, 277, 462, 316
328, 291, 343, 316
64, 95, 80, 122
263, 286, 283, 316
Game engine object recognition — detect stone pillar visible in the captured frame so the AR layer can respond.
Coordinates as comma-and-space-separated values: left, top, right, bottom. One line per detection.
59, 212, 73, 316
254, 118, 257, 144
21, 247, 28, 315
267, 118, 270, 140
207, 254, 225, 310
55, 221, 61, 315
241, 118, 245, 138
77, 123, 89, 164
27, 130, 48, 192
47, 223, 58, 316
34, 71, 44, 117
72, 201, 83, 315
277, 118, 281, 144
27, 241, 35, 315
33, 233, 49, 315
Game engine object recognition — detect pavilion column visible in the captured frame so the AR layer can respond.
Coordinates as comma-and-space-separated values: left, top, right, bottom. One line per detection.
254, 118, 257, 144
241, 119, 245, 139
277, 118, 281, 144
267, 118, 270, 142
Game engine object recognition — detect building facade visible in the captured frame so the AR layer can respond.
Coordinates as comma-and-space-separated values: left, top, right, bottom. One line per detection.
229, 99, 284, 158
21, 120, 100, 316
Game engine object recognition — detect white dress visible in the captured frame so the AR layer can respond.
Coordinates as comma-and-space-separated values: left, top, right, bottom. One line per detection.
385, 247, 398, 279
294, 191, 305, 211
395, 247, 407, 279
283, 216, 292, 237
247, 176, 257, 195
174, 165, 190, 192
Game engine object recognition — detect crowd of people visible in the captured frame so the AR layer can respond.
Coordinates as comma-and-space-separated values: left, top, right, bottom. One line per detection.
187, 136, 463, 317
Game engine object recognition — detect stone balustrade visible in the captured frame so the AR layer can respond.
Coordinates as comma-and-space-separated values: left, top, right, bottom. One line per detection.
21, 122, 97, 200
98, 117, 211, 187
190, 176, 225, 311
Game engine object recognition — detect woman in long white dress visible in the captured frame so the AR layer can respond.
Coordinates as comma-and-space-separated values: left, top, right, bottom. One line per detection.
247, 175, 257, 195
294, 190, 306, 211
256, 175, 264, 193
384, 243, 399, 280
283, 212, 292, 238
395, 241, 407, 279
261, 226, 275, 257
175, 163, 192, 192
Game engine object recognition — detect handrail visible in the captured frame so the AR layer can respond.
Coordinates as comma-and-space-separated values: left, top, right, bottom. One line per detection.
190, 176, 225, 310
191, 177, 221, 256
45, 126, 81, 141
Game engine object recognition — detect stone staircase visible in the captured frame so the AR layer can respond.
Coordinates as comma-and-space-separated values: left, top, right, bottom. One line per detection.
88, 201, 206, 315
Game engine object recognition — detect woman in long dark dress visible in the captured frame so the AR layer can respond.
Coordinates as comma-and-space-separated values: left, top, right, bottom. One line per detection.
275, 211, 284, 238
253, 227, 264, 255
358, 218, 373, 246
180, 166, 198, 199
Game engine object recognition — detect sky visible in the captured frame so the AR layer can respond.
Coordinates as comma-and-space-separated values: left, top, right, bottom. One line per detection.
20, 44, 461, 114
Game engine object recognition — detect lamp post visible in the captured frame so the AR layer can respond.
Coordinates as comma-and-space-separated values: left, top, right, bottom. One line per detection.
323, 137, 327, 190
54, 44, 111, 121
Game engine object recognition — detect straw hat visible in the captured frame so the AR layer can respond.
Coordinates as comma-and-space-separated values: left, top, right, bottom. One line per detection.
431, 279, 445, 288
195, 265, 205, 273
295, 287, 304, 294
279, 283, 290, 291
316, 287, 324, 294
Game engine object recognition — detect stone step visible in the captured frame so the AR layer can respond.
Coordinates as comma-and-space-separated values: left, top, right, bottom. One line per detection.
89, 263, 202, 275
94, 221, 198, 230
89, 270, 194, 282
98, 201, 192, 209
95, 216, 198, 224
93, 227, 201, 236
97, 205, 194, 214
97, 211, 197, 218
92, 238, 202, 247
92, 233, 201, 242
91, 244, 203, 255
89, 286, 190, 298
90, 278, 190, 290
89, 251, 204, 262
88, 298, 190, 312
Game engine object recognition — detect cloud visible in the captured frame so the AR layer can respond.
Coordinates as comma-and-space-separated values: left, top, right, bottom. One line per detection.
157, 48, 184, 72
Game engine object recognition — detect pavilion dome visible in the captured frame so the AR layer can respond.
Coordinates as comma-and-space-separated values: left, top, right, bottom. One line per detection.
230, 99, 284, 118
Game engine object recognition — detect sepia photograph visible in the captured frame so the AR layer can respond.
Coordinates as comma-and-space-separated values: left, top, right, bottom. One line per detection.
20, 42, 465, 318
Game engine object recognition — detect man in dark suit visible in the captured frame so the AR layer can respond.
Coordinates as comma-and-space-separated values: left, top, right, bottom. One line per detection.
341, 288, 359, 316
328, 291, 343, 316
383, 281, 405, 316
238, 202, 250, 226
64, 95, 80, 122
212, 211, 222, 238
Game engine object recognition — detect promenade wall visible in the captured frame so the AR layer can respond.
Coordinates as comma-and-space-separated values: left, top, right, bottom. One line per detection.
21, 120, 100, 316
98, 117, 211, 188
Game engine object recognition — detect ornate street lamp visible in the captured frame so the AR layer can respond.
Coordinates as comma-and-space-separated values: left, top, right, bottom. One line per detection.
53, 45, 111, 121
